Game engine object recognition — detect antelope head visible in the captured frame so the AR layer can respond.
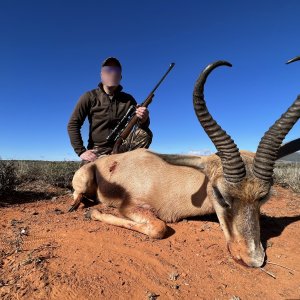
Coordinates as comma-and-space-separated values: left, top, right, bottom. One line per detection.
197, 57, 300, 267
160, 57, 300, 267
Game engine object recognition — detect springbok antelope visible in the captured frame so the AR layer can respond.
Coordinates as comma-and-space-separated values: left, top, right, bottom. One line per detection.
69, 56, 300, 267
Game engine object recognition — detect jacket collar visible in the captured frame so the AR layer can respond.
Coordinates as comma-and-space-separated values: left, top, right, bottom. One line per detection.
98, 82, 123, 95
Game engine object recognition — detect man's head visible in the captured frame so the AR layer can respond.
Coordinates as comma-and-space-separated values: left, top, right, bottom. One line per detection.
100, 57, 122, 87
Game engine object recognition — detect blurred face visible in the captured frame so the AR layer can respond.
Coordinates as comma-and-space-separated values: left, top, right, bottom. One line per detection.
101, 65, 122, 87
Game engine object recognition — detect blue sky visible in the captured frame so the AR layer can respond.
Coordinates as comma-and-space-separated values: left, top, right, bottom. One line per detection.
1, 0, 300, 161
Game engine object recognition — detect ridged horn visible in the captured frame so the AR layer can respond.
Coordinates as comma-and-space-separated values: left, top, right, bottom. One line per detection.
253, 96, 300, 181
193, 61, 246, 183
253, 57, 300, 181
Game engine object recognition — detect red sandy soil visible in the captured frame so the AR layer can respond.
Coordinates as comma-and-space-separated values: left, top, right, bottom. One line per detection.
0, 182, 299, 300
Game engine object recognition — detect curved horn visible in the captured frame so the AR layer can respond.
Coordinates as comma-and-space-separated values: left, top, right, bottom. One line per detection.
253, 58, 300, 181
253, 96, 300, 181
286, 55, 300, 64
193, 61, 246, 183
253, 97, 300, 180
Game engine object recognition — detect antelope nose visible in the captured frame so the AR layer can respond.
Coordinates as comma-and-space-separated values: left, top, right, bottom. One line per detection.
248, 244, 265, 267
248, 255, 265, 267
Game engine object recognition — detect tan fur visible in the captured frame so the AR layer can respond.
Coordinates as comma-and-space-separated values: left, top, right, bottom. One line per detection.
71, 148, 272, 267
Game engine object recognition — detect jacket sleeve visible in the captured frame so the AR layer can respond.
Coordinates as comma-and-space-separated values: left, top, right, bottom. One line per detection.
67, 92, 91, 156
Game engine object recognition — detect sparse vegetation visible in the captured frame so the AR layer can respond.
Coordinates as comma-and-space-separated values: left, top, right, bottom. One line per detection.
274, 162, 300, 193
0, 159, 80, 195
0, 160, 18, 195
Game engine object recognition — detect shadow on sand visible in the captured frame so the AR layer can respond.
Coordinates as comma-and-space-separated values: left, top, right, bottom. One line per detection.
183, 212, 300, 247
0, 190, 62, 207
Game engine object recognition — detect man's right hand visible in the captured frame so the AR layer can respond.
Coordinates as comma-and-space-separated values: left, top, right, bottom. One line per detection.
79, 150, 97, 162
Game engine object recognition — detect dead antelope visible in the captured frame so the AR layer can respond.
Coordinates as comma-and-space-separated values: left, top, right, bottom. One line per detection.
69, 57, 300, 267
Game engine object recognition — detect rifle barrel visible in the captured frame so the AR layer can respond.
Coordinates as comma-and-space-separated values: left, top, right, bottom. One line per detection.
148, 63, 175, 96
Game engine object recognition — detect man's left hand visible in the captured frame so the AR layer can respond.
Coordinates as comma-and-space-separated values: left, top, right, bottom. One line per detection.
136, 106, 149, 123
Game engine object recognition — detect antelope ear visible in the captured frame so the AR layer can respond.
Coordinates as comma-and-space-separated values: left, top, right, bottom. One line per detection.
276, 138, 300, 160
150, 152, 206, 171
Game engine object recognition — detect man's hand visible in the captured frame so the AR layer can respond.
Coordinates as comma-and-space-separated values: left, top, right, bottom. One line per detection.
136, 106, 149, 123
80, 150, 97, 162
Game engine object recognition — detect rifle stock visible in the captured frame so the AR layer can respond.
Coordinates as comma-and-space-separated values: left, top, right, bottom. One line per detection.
111, 63, 175, 154
111, 94, 154, 154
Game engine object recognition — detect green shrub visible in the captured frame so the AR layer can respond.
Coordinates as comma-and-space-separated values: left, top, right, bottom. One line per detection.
40, 161, 79, 188
14, 160, 80, 188
14, 160, 44, 183
1, 160, 80, 192
0, 160, 17, 195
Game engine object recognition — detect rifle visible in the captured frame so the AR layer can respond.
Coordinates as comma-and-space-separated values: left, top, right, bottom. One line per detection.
106, 62, 175, 154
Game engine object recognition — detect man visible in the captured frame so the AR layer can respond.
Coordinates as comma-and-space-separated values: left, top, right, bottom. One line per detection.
67, 57, 153, 166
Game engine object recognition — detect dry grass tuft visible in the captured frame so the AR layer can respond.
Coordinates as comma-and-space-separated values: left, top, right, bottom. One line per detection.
274, 162, 300, 193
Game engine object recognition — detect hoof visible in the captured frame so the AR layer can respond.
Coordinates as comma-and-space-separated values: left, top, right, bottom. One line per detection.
84, 209, 93, 219
67, 205, 76, 213
67, 202, 80, 213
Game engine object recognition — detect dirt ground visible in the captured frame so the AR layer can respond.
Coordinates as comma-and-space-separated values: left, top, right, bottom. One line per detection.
0, 183, 299, 300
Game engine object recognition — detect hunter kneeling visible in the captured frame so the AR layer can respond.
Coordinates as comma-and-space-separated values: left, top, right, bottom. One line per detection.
67, 56, 152, 167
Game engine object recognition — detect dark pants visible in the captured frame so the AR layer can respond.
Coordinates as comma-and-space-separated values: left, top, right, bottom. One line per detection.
80, 127, 153, 167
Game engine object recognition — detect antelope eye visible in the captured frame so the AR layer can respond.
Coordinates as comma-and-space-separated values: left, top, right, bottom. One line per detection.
258, 196, 267, 203
213, 187, 230, 208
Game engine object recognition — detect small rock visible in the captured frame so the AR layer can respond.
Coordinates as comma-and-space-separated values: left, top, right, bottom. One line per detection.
53, 208, 63, 215
20, 228, 28, 235
147, 292, 159, 300
11, 219, 23, 226
169, 272, 179, 281
200, 223, 211, 232
171, 284, 180, 289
